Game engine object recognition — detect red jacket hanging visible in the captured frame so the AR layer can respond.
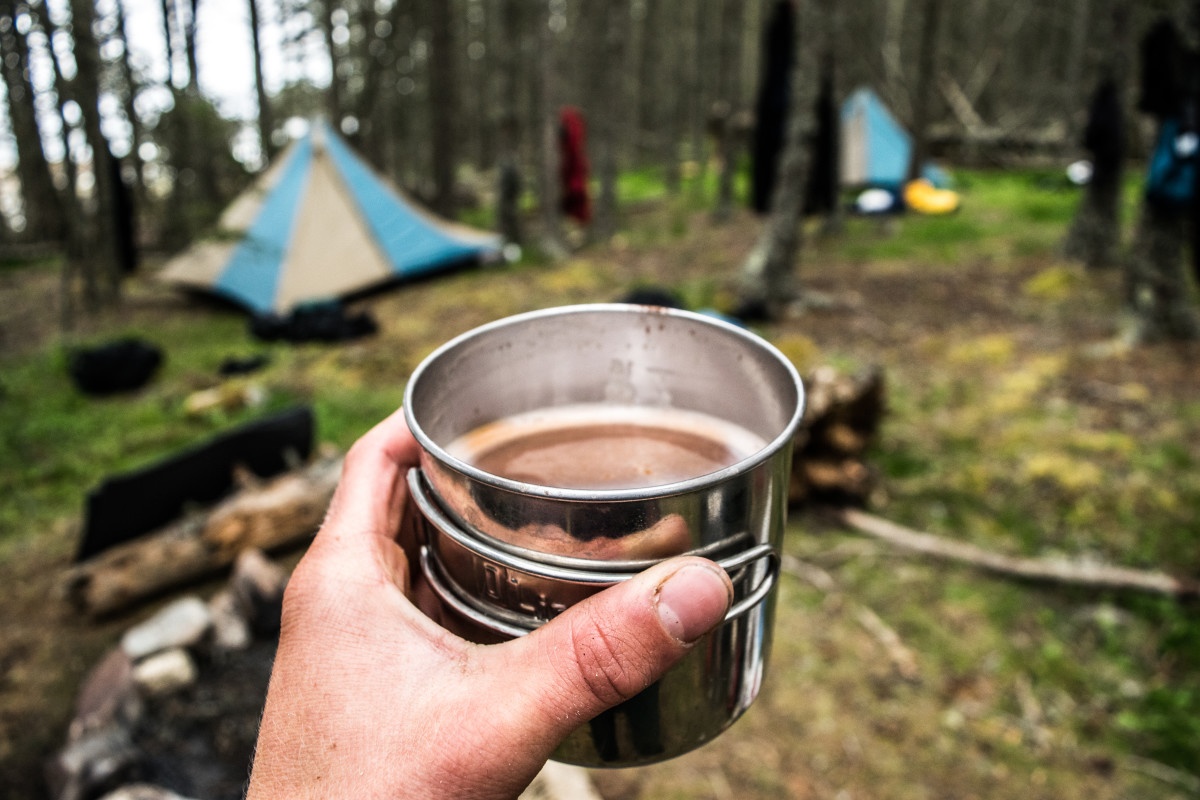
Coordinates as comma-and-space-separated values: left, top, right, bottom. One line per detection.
559, 106, 592, 224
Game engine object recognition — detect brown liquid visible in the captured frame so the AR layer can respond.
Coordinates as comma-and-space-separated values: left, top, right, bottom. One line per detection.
447, 404, 764, 490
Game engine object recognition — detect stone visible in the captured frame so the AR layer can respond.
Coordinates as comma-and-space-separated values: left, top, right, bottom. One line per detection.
518, 762, 604, 800
69, 648, 142, 741
131, 648, 197, 696
44, 725, 138, 800
208, 588, 253, 651
121, 597, 212, 661
97, 784, 201, 800
230, 548, 288, 634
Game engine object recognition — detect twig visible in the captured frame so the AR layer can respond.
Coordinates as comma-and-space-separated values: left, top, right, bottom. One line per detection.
781, 554, 921, 681
1121, 754, 1200, 795
836, 508, 1200, 601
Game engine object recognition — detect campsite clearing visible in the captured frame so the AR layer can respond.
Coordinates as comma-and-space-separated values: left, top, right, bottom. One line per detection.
2, 169, 1199, 799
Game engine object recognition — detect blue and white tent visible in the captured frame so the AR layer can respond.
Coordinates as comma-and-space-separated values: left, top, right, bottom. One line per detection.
840, 87, 914, 189
159, 122, 501, 314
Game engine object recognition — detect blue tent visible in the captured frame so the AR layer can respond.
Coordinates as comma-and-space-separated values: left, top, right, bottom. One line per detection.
160, 121, 501, 314
840, 88, 914, 189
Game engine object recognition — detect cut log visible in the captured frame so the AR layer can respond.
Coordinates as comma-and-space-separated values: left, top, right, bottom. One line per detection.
789, 365, 885, 507
836, 508, 1200, 601
61, 457, 343, 618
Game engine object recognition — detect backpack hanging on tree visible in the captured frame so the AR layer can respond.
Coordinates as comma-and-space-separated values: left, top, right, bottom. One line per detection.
1145, 116, 1198, 210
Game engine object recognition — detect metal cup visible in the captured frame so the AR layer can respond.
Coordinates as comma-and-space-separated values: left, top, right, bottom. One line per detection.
403, 304, 804, 766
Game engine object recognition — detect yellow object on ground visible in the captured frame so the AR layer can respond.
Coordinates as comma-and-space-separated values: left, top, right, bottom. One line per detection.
904, 178, 960, 215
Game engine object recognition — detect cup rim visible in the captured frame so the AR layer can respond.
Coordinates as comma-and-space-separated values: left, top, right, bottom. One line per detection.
402, 303, 806, 503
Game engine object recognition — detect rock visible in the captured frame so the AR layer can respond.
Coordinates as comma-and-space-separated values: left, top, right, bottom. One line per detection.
69, 648, 142, 741
230, 549, 288, 634
518, 762, 604, 800
208, 588, 253, 651
97, 784, 202, 800
44, 725, 139, 800
132, 648, 197, 696
121, 597, 212, 661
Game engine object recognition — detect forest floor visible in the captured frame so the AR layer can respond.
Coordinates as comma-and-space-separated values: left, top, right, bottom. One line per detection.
1, 169, 1199, 799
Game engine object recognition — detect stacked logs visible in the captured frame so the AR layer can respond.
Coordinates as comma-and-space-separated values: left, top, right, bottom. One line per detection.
788, 365, 885, 508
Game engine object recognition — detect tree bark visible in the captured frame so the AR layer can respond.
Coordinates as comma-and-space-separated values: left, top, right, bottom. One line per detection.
248, 0, 275, 161
713, 0, 745, 222
0, 0, 64, 245
536, 0, 567, 260
68, 0, 122, 301
738, 10, 807, 317
183, 0, 201, 93
1124, 198, 1200, 342
591, 0, 627, 242
906, 0, 944, 182
113, 0, 147, 205
428, 0, 458, 218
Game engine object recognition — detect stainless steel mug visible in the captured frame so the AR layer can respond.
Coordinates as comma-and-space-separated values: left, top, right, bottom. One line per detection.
403, 304, 804, 766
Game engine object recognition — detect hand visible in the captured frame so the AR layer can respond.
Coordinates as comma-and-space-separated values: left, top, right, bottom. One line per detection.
246, 408, 734, 799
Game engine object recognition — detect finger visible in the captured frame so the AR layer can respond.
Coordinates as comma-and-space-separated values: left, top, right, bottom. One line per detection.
491, 556, 733, 751
322, 407, 421, 543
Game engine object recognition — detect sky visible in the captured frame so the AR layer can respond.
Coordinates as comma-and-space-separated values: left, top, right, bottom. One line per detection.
0, 0, 331, 173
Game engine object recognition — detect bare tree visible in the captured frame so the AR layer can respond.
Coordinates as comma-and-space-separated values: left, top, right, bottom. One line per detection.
907, 0, 945, 181
248, 0, 276, 161
68, 0, 122, 300
739, 1, 807, 317
712, 0, 745, 221
0, 0, 63, 245
428, 0, 457, 218
1063, 1, 1130, 271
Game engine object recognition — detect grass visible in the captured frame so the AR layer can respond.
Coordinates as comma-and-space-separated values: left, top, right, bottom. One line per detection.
3, 163, 1200, 798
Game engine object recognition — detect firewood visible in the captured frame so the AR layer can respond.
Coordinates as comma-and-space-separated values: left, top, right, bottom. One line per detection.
61, 457, 343, 618
836, 508, 1200, 601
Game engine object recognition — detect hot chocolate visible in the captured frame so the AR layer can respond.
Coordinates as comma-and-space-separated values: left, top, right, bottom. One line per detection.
446, 404, 766, 490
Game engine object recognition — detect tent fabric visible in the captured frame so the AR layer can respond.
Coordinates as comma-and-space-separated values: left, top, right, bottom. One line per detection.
159, 122, 501, 314
840, 87, 914, 189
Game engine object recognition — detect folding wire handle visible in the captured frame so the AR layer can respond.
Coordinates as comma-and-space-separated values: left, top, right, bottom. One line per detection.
408, 467, 779, 638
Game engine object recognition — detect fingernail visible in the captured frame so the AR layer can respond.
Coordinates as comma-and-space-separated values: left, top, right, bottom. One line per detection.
656, 564, 733, 644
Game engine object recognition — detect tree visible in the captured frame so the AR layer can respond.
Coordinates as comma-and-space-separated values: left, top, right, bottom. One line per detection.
1120, 14, 1200, 342
589, 0, 628, 242
248, 0, 276, 161
907, 0, 945, 181
427, 0, 457, 218
738, 0, 807, 317
712, 0, 745, 222
1062, 3, 1130, 271
0, 0, 64, 244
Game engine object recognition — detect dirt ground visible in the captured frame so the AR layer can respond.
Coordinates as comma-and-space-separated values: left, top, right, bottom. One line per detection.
2, 205, 1198, 799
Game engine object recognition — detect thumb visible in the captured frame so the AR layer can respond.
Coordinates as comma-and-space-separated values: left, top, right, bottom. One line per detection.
494, 556, 733, 750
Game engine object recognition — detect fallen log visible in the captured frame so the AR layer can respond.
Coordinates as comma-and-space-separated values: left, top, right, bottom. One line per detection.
61, 456, 343, 618
836, 508, 1200, 601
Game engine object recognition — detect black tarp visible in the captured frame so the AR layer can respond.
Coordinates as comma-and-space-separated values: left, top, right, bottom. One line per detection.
76, 406, 315, 562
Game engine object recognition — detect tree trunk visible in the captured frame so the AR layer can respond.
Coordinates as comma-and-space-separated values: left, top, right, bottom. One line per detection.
713, 0, 745, 222
906, 0, 944, 182
320, 0, 344, 124
248, 0, 275, 161
591, 0, 627, 242
183, 0, 201, 94
428, 0, 457, 218
495, 0, 523, 246
160, 0, 177, 87
0, 0, 63, 245
536, 0, 567, 260
738, 7, 807, 317
1124, 197, 1200, 342
114, 0, 147, 205
68, 0, 122, 301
